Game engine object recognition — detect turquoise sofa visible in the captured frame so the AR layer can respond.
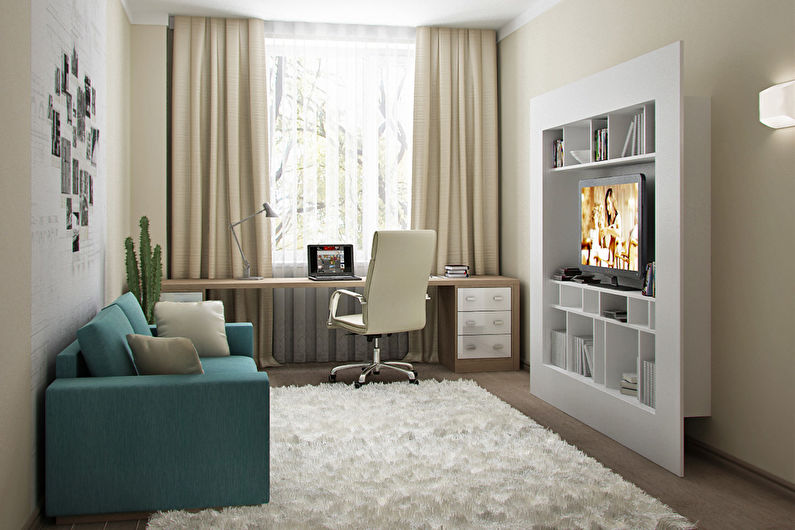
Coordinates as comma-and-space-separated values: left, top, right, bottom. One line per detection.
45, 293, 270, 518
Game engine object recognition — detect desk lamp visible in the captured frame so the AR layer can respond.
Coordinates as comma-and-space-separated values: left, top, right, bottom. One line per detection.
229, 202, 278, 280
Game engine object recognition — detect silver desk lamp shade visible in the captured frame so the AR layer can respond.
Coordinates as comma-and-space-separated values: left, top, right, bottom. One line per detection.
229, 202, 278, 280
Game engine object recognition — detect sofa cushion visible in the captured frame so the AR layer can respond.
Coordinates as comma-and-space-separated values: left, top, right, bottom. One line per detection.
200, 356, 257, 375
76, 305, 137, 377
110, 292, 153, 336
126, 334, 204, 375
154, 301, 230, 357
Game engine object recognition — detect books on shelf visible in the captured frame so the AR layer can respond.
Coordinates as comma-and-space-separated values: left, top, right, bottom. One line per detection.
603, 309, 627, 322
621, 111, 646, 157
620, 372, 638, 397
445, 264, 469, 278
550, 329, 566, 369
594, 127, 608, 161
553, 139, 564, 168
642, 261, 656, 297
641, 361, 656, 407
572, 335, 594, 377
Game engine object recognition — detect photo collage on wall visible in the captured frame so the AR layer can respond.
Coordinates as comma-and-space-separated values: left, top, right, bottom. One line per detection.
48, 45, 98, 253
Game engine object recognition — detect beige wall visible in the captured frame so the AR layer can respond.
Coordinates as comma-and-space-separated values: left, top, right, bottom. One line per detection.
0, 3, 34, 529
499, 0, 795, 483
105, 0, 133, 302
130, 25, 169, 272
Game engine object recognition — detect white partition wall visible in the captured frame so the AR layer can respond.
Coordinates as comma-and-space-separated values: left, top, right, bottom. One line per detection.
529, 42, 710, 476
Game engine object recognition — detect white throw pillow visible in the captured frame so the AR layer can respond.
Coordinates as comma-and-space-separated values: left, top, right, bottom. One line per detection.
126, 334, 204, 375
154, 300, 230, 357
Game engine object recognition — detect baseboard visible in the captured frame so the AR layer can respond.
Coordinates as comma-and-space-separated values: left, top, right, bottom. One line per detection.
685, 436, 795, 494
56, 511, 152, 524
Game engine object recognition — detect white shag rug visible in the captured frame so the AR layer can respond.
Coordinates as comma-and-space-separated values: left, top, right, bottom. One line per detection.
149, 379, 693, 529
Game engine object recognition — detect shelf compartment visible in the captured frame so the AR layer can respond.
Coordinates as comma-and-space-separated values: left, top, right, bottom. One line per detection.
627, 297, 649, 327
559, 283, 583, 309
601, 292, 627, 318
604, 322, 638, 390
593, 320, 606, 385
566, 313, 594, 372
583, 289, 599, 314
639, 332, 656, 409
649, 302, 656, 330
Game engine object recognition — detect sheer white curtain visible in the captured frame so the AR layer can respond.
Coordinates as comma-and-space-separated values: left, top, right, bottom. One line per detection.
264, 22, 415, 363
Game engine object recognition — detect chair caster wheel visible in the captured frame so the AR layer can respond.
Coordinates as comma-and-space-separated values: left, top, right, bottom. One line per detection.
412, 370, 418, 376
329, 373, 336, 382
354, 381, 363, 388
410, 378, 419, 385
374, 371, 380, 375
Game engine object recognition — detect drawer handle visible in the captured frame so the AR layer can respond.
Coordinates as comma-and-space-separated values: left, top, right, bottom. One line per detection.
466, 320, 477, 326
493, 295, 504, 301
465, 296, 477, 302
465, 344, 477, 351
492, 320, 504, 326
492, 343, 505, 350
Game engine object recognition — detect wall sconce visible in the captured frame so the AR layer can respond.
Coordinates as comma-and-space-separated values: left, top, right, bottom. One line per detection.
759, 80, 795, 128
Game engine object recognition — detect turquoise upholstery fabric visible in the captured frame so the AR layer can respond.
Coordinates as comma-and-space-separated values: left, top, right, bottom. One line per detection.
76, 305, 137, 377
45, 371, 270, 516
201, 355, 257, 374
110, 292, 152, 336
46, 321, 268, 516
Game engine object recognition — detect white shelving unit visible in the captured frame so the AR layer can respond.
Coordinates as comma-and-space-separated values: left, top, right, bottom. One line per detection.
529, 42, 711, 476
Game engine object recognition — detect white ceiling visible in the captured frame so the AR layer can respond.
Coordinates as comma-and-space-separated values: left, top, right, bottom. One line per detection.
122, 0, 560, 39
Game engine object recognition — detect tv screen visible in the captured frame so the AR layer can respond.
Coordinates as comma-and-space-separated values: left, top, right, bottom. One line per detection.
579, 174, 646, 279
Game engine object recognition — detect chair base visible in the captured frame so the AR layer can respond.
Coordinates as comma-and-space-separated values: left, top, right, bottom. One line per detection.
329, 337, 418, 387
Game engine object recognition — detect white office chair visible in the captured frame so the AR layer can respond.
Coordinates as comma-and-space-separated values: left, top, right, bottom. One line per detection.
327, 230, 436, 387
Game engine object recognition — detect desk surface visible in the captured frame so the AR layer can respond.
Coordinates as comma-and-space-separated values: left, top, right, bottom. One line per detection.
162, 275, 518, 291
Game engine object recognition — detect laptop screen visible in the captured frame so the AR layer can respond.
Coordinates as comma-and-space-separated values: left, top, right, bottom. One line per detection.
308, 244, 355, 276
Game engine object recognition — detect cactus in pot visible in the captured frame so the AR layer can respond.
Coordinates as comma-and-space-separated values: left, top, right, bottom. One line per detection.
125, 216, 163, 324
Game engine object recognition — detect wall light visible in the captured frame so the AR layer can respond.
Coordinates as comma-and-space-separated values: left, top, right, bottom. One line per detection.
759, 80, 795, 128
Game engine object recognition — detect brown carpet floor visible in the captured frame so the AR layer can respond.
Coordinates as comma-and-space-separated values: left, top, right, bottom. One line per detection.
37, 363, 794, 530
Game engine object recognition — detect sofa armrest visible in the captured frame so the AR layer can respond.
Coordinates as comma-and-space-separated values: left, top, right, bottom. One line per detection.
45, 371, 269, 516
150, 321, 254, 358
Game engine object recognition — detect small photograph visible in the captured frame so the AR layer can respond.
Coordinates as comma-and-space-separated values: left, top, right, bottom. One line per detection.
72, 127, 77, 148
79, 169, 85, 195
71, 46, 78, 77
47, 95, 53, 119
80, 194, 89, 226
76, 88, 85, 142
51, 111, 60, 156
89, 174, 93, 205
89, 128, 99, 165
63, 53, 69, 78
72, 224, 79, 252
91, 87, 96, 116
65, 92, 72, 124
72, 159, 79, 188
60, 137, 71, 193
55, 67, 60, 95
66, 198, 72, 229
84, 76, 91, 118
72, 165, 79, 194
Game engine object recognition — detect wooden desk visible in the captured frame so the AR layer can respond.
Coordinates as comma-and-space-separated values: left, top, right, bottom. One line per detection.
162, 275, 520, 373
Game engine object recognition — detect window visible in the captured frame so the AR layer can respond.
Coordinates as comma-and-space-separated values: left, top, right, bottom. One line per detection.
266, 26, 415, 269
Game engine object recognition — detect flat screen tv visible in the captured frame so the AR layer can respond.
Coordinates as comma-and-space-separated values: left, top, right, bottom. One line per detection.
579, 173, 647, 287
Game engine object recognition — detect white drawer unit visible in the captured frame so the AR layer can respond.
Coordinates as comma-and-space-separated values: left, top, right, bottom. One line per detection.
458, 287, 511, 312
457, 287, 512, 360
458, 335, 511, 359
458, 310, 511, 335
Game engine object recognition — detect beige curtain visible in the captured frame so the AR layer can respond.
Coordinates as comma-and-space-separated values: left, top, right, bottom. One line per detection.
408, 27, 500, 362
171, 16, 277, 367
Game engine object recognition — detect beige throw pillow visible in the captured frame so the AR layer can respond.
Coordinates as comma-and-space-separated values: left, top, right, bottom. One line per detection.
126, 334, 204, 375
154, 300, 231, 357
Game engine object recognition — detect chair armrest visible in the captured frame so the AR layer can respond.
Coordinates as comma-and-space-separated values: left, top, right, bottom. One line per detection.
327, 289, 367, 326
45, 371, 269, 515
150, 322, 254, 358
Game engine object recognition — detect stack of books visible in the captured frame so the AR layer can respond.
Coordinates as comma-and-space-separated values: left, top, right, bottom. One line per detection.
572, 273, 599, 284
445, 264, 469, 278
642, 262, 656, 297
573, 335, 594, 377
551, 267, 580, 281
553, 139, 564, 168
594, 127, 608, 161
620, 372, 638, 397
603, 309, 627, 322
641, 361, 656, 407
550, 329, 567, 369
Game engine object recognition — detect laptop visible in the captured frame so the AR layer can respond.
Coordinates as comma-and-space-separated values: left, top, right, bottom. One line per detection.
307, 244, 361, 281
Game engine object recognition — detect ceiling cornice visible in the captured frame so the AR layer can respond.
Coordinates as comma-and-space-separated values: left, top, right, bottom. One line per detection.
497, 0, 561, 41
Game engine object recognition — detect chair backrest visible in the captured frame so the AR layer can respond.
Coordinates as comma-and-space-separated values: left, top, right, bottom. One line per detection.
362, 230, 436, 335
